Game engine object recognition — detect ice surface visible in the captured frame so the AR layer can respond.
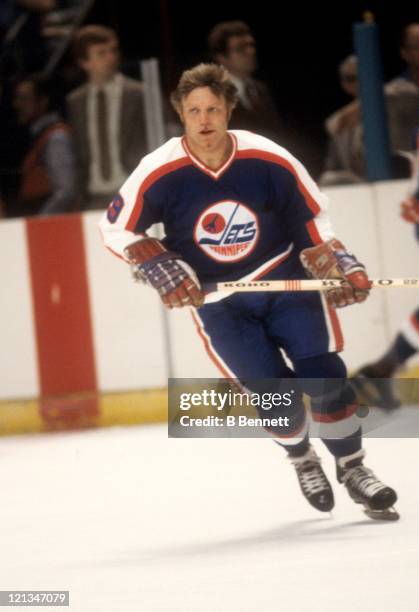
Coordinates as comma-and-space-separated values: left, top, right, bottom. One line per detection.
0, 422, 418, 611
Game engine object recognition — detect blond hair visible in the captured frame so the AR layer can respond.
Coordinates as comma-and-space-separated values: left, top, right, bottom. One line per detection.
170, 63, 238, 113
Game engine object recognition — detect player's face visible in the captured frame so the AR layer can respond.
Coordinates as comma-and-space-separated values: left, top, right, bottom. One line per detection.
80, 38, 120, 82
180, 87, 231, 154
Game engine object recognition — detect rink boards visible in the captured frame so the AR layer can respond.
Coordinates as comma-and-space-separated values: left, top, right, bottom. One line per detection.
0, 179, 418, 431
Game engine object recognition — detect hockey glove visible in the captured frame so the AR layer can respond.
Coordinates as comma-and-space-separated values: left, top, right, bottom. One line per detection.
401, 195, 419, 224
124, 237, 204, 309
300, 239, 371, 308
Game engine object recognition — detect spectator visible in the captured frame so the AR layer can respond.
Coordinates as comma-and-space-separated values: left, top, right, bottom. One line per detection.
0, 1, 58, 210
319, 55, 366, 186
352, 127, 419, 409
207, 20, 284, 143
67, 24, 147, 210
320, 23, 419, 186
11, 74, 76, 217
41, 1, 88, 50
386, 22, 419, 153
0, 1, 56, 76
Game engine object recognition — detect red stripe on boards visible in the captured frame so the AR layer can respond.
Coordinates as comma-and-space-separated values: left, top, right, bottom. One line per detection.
26, 215, 98, 397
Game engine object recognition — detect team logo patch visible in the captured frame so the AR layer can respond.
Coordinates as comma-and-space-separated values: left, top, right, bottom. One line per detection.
107, 194, 124, 223
194, 200, 259, 262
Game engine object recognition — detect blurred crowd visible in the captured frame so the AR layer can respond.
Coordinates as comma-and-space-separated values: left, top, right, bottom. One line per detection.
320, 24, 419, 186
0, 8, 418, 219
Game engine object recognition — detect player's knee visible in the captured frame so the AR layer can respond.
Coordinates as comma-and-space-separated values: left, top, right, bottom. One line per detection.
292, 353, 350, 400
294, 352, 348, 379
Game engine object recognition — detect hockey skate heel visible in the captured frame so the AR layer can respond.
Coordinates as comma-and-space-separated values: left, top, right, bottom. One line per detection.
288, 446, 335, 513
336, 450, 399, 521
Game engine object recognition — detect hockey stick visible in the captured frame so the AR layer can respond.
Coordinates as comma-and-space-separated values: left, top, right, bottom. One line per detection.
203, 278, 419, 294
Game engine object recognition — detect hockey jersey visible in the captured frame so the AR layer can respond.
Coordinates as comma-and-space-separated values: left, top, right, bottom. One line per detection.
99, 130, 334, 284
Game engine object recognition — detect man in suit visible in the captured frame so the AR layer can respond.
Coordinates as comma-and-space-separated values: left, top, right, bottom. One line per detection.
67, 25, 148, 210
207, 20, 284, 143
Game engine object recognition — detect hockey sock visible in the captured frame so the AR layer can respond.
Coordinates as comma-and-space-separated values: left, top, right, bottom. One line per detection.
275, 434, 309, 457
292, 353, 362, 459
321, 428, 362, 459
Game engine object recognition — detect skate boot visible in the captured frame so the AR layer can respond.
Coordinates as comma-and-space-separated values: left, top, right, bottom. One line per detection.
351, 368, 401, 410
288, 445, 334, 512
336, 449, 399, 520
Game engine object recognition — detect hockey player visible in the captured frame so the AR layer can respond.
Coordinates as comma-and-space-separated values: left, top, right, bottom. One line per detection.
100, 63, 398, 520
353, 130, 419, 410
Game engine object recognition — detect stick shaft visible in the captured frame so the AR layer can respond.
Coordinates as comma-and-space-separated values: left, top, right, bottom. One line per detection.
204, 278, 419, 294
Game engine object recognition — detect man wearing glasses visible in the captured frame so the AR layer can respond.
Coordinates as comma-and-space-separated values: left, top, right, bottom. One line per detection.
207, 20, 285, 144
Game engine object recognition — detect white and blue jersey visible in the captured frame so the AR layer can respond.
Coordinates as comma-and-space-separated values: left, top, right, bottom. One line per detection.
100, 130, 362, 452
100, 130, 334, 283
100, 129, 344, 362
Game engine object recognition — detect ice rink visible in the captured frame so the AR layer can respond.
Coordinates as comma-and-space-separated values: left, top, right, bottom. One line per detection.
1, 422, 418, 612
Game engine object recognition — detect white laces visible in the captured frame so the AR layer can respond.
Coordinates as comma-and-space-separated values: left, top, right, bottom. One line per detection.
342, 465, 384, 497
289, 448, 329, 495
298, 465, 330, 495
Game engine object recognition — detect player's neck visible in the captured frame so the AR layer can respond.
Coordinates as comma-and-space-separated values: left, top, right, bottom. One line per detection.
186, 134, 233, 170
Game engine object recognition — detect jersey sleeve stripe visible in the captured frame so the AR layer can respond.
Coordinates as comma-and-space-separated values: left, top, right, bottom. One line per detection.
321, 292, 344, 352
305, 219, 323, 245
125, 157, 191, 232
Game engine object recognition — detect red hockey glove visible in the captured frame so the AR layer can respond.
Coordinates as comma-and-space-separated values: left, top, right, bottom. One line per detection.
124, 238, 204, 309
401, 196, 419, 224
300, 239, 371, 308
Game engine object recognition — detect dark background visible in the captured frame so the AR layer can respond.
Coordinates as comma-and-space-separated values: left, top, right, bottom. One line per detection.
87, 1, 419, 176
2, 1, 418, 181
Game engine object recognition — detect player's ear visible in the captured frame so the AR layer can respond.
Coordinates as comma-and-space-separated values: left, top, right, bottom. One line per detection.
171, 96, 184, 124
177, 100, 187, 124
177, 107, 185, 125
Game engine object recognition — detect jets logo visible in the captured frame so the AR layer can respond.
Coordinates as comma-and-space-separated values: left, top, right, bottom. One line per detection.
194, 200, 259, 262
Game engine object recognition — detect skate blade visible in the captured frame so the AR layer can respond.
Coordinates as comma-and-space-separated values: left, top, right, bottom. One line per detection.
363, 506, 400, 521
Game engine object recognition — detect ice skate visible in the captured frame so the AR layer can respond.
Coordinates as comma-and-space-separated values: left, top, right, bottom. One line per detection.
351, 368, 401, 410
288, 446, 335, 512
336, 450, 399, 521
